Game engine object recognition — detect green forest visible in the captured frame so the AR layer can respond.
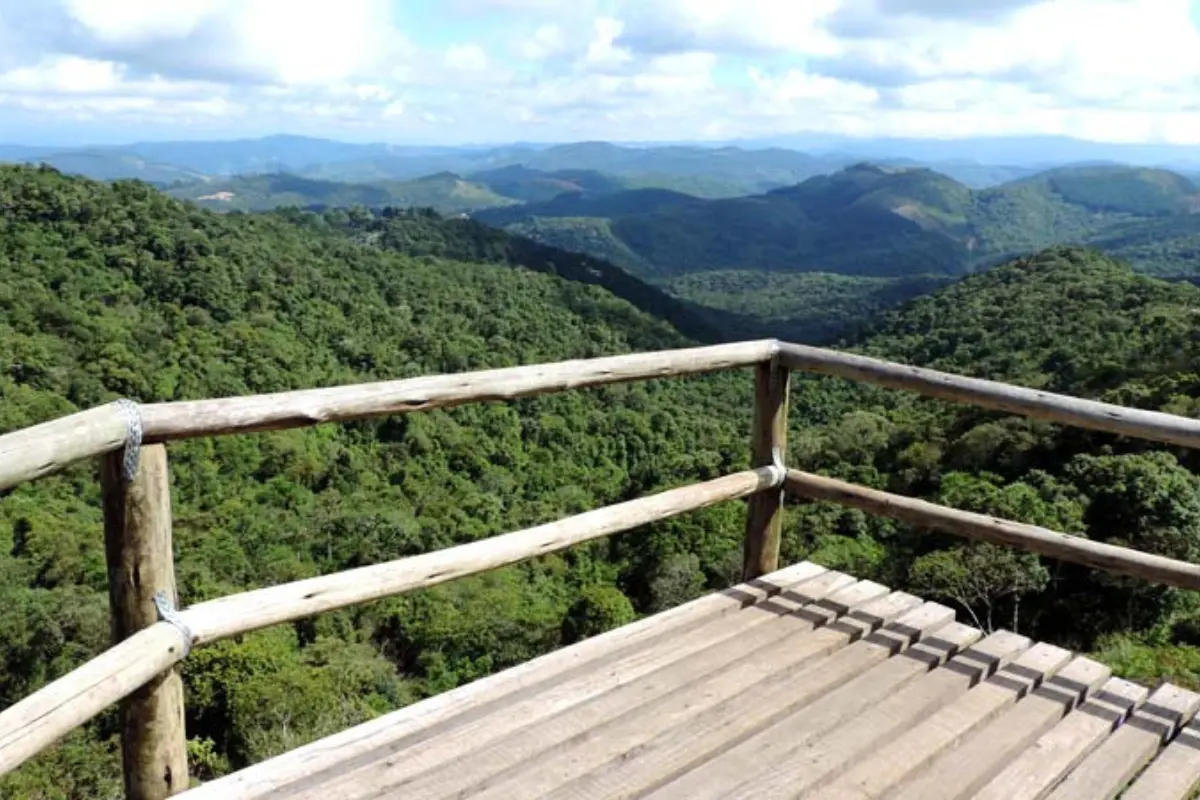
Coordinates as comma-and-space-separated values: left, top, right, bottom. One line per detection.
4, 165, 1200, 797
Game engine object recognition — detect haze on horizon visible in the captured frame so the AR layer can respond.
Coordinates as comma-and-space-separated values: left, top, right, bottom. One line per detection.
2, 0, 1200, 150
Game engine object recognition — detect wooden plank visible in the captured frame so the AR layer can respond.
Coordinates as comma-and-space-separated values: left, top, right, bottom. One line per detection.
807, 641, 1073, 799
0, 623, 186, 777
139, 340, 776, 443
382, 571, 867, 800
742, 358, 789, 579
1121, 717, 1200, 800
1045, 683, 1200, 800
889, 656, 1111, 800
518, 590, 926, 800
776, 341, 1200, 449
722, 630, 1030, 799
0, 401, 129, 491
786, 470, 1200, 591
640, 607, 971, 800
972, 676, 1148, 800
287, 579, 892, 800
182, 467, 783, 644
175, 561, 827, 800
101, 445, 189, 799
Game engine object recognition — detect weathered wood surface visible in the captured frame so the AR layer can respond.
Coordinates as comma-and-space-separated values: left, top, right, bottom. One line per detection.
777, 340, 1200, 449
0, 401, 131, 491
170, 574, 1200, 800
640, 604, 965, 800
742, 358, 789, 579
809, 641, 1073, 799
889, 656, 1111, 800
182, 467, 782, 644
175, 561, 825, 800
1121, 717, 1200, 800
292, 579, 892, 800
102, 445, 189, 799
139, 340, 776, 442
0, 622, 185, 777
0, 471, 783, 779
1045, 683, 1200, 800
432, 584, 904, 800
786, 469, 1200, 590
972, 676, 1148, 800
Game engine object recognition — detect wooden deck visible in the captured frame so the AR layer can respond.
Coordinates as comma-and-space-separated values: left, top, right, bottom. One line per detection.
178, 561, 1200, 800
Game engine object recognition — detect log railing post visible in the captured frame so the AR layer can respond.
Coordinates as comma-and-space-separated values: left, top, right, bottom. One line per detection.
101, 443, 189, 798
743, 357, 790, 579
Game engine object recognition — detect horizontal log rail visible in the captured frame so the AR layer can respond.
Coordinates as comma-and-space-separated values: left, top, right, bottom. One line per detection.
7, 339, 1200, 793
777, 342, 1200, 449
785, 469, 1200, 591
0, 467, 781, 778
9, 339, 1200, 494
0, 340, 773, 493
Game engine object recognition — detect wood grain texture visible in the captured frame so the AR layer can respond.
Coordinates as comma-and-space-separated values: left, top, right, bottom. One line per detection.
101, 445, 189, 799
296, 573, 869, 800
0, 623, 185, 777
1121, 718, 1200, 800
0, 401, 129, 491
175, 561, 825, 800
527, 588, 915, 800
642, 604, 965, 800
139, 340, 777, 442
786, 469, 1200, 590
181, 467, 782, 644
889, 656, 1111, 800
742, 359, 789, 579
972, 676, 1148, 800
777, 341, 1200, 449
809, 641, 1073, 800
1045, 683, 1200, 800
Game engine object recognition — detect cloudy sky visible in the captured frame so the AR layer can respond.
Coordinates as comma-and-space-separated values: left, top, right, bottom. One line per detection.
1, 0, 1199, 146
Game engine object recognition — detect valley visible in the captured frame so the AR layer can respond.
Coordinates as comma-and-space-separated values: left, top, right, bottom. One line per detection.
5, 140, 1200, 796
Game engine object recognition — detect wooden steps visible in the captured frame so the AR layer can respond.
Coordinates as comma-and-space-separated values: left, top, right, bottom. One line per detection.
178, 563, 1200, 800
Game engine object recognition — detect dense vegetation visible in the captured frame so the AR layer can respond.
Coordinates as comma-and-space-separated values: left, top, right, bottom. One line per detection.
481, 163, 1200, 283
166, 172, 518, 215
0, 165, 755, 797
661, 271, 952, 343
5, 166, 1200, 797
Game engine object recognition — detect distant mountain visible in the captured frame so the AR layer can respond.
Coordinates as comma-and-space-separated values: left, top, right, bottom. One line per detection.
482, 162, 1200, 281
467, 166, 628, 203
1, 149, 206, 184
167, 172, 518, 215
476, 163, 975, 279
743, 133, 1200, 171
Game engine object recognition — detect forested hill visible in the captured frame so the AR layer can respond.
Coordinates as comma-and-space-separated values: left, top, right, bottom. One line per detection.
0, 165, 755, 797
785, 246, 1200, 682
6, 164, 1200, 797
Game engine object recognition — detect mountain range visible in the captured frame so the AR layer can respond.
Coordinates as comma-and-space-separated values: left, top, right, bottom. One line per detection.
6, 162, 1200, 797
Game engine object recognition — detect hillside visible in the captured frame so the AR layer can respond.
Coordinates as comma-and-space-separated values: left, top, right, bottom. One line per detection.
167, 172, 519, 215
784, 246, 1200, 689
483, 163, 1200, 280
7, 166, 1200, 796
0, 164, 754, 797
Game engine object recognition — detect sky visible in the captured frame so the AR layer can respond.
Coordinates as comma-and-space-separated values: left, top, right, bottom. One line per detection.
1, 0, 1200, 146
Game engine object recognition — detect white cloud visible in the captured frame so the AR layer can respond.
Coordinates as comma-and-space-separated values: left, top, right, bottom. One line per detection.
585, 17, 634, 69
2, 0, 1200, 146
60, 0, 404, 86
445, 44, 489, 72
521, 24, 568, 60
0, 56, 121, 94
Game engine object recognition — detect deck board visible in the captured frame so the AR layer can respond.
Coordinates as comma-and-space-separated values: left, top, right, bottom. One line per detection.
176, 564, 1200, 800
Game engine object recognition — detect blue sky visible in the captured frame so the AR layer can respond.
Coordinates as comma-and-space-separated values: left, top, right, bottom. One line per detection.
1, 0, 1199, 146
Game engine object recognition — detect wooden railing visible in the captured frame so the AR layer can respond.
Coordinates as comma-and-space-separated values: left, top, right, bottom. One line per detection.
3, 338, 1200, 798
